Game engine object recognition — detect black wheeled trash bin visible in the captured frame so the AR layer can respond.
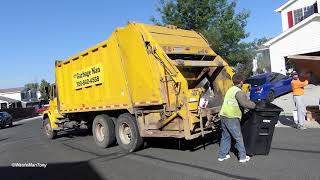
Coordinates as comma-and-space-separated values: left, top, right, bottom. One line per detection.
241, 102, 283, 156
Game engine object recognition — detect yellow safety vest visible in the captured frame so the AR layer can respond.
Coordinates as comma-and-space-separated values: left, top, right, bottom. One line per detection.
219, 86, 242, 119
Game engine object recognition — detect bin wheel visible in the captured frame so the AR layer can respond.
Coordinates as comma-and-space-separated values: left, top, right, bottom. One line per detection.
115, 113, 144, 152
267, 91, 275, 102
44, 118, 57, 139
92, 114, 116, 148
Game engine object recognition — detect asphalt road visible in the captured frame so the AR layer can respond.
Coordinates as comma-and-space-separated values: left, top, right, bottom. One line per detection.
1, 117, 320, 180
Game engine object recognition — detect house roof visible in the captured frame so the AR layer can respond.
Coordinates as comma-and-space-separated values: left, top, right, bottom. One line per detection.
275, 0, 297, 12
0, 96, 20, 103
0, 87, 24, 93
264, 14, 320, 46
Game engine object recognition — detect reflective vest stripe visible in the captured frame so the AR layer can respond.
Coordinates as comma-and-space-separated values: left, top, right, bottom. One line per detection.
219, 86, 242, 119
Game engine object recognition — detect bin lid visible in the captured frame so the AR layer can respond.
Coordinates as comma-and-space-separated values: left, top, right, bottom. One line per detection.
254, 102, 283, 112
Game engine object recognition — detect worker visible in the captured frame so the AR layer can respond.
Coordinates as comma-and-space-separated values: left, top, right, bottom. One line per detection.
291, 71, 309, 130
218, 73, 256, 163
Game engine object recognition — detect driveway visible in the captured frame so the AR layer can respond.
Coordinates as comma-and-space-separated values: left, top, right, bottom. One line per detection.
273, 85, 320, 128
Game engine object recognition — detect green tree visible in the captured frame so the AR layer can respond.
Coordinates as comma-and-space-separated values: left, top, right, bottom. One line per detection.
232, 37, 270, 77
39, 79, 50, 103
152, 0, 252, 66
24, 82, 39, 90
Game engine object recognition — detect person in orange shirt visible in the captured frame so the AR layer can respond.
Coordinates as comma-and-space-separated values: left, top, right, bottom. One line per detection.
291, 71, 309, 130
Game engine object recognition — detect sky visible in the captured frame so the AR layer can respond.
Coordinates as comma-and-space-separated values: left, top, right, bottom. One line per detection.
0, 0, 287, 88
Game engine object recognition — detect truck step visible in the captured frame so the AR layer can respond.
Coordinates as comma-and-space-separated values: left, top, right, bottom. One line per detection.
55, 119, 69, 124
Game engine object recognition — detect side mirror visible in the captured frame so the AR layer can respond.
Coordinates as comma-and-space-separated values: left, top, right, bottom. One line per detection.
44, 86, 49, 96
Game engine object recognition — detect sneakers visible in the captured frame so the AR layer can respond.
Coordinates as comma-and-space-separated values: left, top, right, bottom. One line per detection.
298, 126, 307, 130
218, 154, 230, 161
292, 124, 299, 129
239, 156, 250, 163
295, 124, 307, 130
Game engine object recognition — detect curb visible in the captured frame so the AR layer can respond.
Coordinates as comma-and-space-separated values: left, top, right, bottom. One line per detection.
13, 116, 42, 124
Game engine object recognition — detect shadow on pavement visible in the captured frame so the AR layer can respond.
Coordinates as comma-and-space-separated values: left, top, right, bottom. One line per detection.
278, 115, 295, 127
20, 134, 259, 180
11, 124, 23, 128
272, 147, 320, 154
132, 153, 259, 180
0, 161, 103, 180
0, 137, 9, 142
56, 129, 91, 139
0, 123, 23, 130
145, 131, 221, 152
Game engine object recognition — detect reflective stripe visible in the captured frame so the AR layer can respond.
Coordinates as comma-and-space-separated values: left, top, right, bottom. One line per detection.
219, 86, 242, 119
61, 104, 129, 112
133, 101, 160, 106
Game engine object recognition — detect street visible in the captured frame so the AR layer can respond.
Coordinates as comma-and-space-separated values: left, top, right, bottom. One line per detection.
1, 117, 320, 180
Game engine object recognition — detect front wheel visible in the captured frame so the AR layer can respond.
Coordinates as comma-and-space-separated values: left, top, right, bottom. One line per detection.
115, 113, 144, 152
44, 118, 57, 139
9, 119, 13, 127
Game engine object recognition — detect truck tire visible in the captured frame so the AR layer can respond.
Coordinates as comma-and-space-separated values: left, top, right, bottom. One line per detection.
44, 118, 57, 139
115, 113, 144, 152
92, 114, 116, 148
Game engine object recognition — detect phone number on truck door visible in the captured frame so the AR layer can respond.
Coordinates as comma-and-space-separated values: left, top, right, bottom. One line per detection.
72, 64, 104, 89
75, 76, 100, 87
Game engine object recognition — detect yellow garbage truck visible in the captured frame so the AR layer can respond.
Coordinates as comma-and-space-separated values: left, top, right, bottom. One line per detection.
43, 22, 234, 152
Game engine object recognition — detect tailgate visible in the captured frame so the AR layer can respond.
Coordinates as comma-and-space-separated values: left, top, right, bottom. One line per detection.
141, 24, 216, 56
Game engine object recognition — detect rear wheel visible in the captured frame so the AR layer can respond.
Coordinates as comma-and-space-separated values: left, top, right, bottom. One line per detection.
115, 113, 144, 152
92, 114, 116, 148
267, 91, 275, 102
9, 119, 13, 127
44, 118, 57, 139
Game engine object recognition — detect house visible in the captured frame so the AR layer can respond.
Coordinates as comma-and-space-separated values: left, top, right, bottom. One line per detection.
0, 96, 21, 109
252, 45, 271, 74
262, 0, 320, 74
0, 87, 41, 109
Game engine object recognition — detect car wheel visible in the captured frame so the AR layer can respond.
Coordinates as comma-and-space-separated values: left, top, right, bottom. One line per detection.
92, 114, 116, 148
0, 124, 5, 129
9, 120, 13, 127
44, 118, 57, 139
267, 91, 275, 102
115, 113, 144, 152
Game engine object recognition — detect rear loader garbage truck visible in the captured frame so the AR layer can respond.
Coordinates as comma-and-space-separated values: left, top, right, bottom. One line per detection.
43, 23, 234, 152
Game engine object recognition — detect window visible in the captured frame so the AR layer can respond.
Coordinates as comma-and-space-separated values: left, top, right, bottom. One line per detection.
30, 90, 37, 99
270, 73, 287, 83
304, 5, 315, 18
294, 9, 303, 24
21, 92, 27, 100
244, 78, 266, 86
293, 3, 318, 25
1, 103, 7, 109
